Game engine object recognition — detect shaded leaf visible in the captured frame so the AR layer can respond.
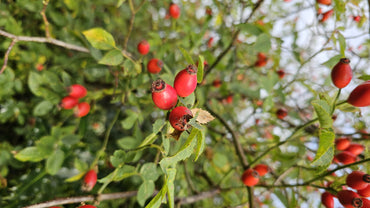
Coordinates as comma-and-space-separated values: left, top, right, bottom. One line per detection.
140, 163, 160, 181
166, 168, 176, 208
83, 28, 116, 50
98, 49, 124, 66
312, 100, 333, 129
179, 47, 194, 64
138, 180, 155, 206
46, 149, 65, 175
14, 147, 47, 162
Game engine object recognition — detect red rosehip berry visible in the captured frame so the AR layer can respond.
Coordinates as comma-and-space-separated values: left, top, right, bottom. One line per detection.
226, 95, 233, 104
212, 79, 222, 88
169, 106, 193, 131
75, 102, 90, 118
337, 190, 361, 208
169, 3, 180, 19
335, 137, 351, 151
276, 69, 285, 79
276, 108, 288, 120
147, 58, 163, 74
353, 16, 361, 22
346, 171, 370, 190
137, 40, 150, 55
344, 143, 364, 156
321, 191, 334, 208
331, 58, 352, 89
78, 205, 97, 208
61, 96, 79, 110
255, 52, 267, 67
36, 64, 44, 71
207, 37, 214, 48
334, 151, 357, 165
82, 170, 97, 192
320, 10, 334, 23
69, 84, 87, 99
253, 164, 270, 176
347, 81, 370, 107
241, 169, 260, 186
317, 0, 331, 5
357, 184, 370, 197
174, 64, 198, 97
361, 198, 370, 207
151, 79, 178, 110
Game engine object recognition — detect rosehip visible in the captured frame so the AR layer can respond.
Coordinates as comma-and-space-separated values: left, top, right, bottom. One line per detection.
212, 79, 222, 88
357, 184, 370, 197
207, 37, 214, 48
320, 10, 334, 23
276, 69, 285, 79
147, 58, 163, 74
255, 52, 267, 67
276, 108, 288, 120
174, 64, 198, 97
151, 79, 178, 110
344, 143, 364, 156
331, 58, 352, 88
169, 3, 180, 19
82, 169, 97, 192
321, 191, 334, 208
361, 198, 370, 207
69, 84, 87, 99
353, 16, 361, 22
78, 205, 97, 208
335, 137, 351, 151
241, 169, 259, 186
346, 171, 370, 190
137, 40, 150, 55
317, 0, 331, 5
337, 190, 361, 208
226, 95, 233, 104
61, 96, 79, 109
253, 164, 269, 176
169, 106, 193, 131
75, 102, 90, 117
347, 81, 370, 107
334, 151, 356, 165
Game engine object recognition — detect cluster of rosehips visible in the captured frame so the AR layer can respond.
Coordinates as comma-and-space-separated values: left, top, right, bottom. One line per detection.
241, 164, 270, 187
60, 84, 90, 117
331, 58, 370, 107
151, 64, 198, 131
333, 137, 364, 165
321, 171, 370, 208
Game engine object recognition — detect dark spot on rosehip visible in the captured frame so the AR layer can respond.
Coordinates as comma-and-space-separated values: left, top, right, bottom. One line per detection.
352, 198, 363, 208
175, 114, 193, 131
186, 64, 198, 75
363, 174, 370, 183
151, 79, 166, 92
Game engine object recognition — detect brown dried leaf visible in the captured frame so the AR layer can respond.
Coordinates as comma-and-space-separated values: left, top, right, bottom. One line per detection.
169, 129, 184, 140
191, 108, 215, 124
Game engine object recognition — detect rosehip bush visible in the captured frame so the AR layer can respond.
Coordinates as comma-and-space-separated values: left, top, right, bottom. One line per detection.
0, 1, 369, 208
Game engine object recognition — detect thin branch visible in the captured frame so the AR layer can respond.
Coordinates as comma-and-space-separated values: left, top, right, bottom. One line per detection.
0, 39, 17, 74
40, 0, 51, 38
175, 188, 221, 205
206, 105, 249, 169
0, 29, 89, 53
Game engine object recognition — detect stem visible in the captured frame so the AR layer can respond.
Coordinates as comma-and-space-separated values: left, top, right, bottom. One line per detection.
331, 88, 341, 114
0, 39, 17, 74
40, 0, 51, 38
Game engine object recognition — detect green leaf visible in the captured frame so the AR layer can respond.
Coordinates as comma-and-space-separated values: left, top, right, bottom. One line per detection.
166, 168, 176, 208
159, 128, 198, 172
197, 55, 204, 84
121, 112, 138, 130
194, 130, 205, 161
35, 136, 56, 156
337, 32, 346, 57
82, 28, 116, 50
312, 100, 333, 129
46, 149, 65, 175
322, 55, 342, 69
336, 102, 360, 113
311, 129, 335, 172
358, 74, 370, 81
110, 150, 126, 167
33, 100, 53, 116
138, 180, 155, 206
152, 119, 166, 134
140, 163, 160, 181
113, 165, 137, 181
98, 49, 124, 66
61, 134, 81, 146
179, 92, 195, 109
254, 33, 271, 52
237, 23, 262, 36
74, 158, 88, 172
14, 147, 47, 162
65, 172, 85, 182
138, 133, 158, 148
145, 180, 168, 208
117, 136, 139, 150
28, 72, 44, 96
179, 47, 194, 64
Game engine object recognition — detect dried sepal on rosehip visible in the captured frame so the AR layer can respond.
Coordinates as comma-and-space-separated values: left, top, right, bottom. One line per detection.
151, 79, 178, 110
169, 106, 193, 131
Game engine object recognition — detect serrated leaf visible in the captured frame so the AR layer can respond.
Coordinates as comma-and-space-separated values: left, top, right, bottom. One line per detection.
153, 119, 166, 134
322, 55, 342, 69
121, 112, 138, 130
98, 49, 124, 66
358, 74, 370, 81
138, 133, 158, 148
145, 180, 167, 208
191, 108, 215, 124
160, 128, 198, 172
113, 165, 137, 181
179, 47, 194, 64
140, 163, 160, 181
46, 149, 65, 175
197, 55, 204, 84
166, 168, 176, 208
188, 117, 203, 130
312, 100, 333, 129
194, 130, 205, 161
179, 93, 195, 108
117, 136, 139, 150
33, 100, 53, 116
336, 102, 360, 112
110, 150, 126, 168
311, 129, 335, 171
138, 180, 155, 206
83, 28, 116, 50
14, 147, 47, 162
337, 32, 346, 57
